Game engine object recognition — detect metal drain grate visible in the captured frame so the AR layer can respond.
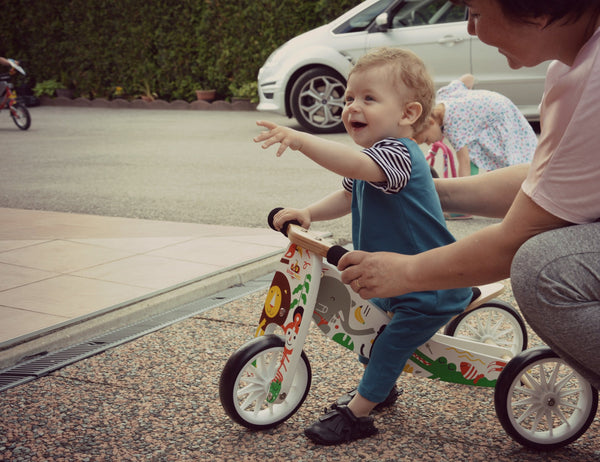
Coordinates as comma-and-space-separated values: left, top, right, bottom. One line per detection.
0, 274, 272, 393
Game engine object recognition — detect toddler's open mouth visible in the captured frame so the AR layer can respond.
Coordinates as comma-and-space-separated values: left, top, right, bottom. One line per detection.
351, 121, 367, 128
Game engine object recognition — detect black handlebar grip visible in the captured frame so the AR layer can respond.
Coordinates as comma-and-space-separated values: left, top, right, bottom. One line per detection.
267, 208, 283, 231
268, 207, 301, 237
326, 245, 349, 266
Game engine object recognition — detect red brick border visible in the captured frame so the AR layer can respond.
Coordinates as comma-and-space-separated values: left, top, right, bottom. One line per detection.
38, 95, 257, 111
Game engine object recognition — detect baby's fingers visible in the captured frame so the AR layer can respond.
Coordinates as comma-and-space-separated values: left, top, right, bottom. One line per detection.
276, 143, 288, 157
253, 131, 273, 145
256, 120, 277, 130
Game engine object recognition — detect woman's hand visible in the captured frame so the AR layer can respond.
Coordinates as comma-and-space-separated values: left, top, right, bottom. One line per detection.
338, 250, 413, 299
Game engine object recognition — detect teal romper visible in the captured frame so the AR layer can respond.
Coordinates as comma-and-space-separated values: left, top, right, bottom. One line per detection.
343, 137, 472, 403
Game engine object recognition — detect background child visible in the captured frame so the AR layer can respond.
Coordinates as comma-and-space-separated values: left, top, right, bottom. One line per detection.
254, 47, 472, 446
415, 73, 537, 177
0, 57, 16, 95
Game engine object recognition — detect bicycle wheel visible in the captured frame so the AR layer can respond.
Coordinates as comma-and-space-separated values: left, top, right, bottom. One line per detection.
10, 102, 31, 130
445, 300, 527, 357
219, 335, 311, 430
495, 346, 598, 450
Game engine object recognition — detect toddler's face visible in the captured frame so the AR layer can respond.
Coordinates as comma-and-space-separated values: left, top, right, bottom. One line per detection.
342, 67, 412, 148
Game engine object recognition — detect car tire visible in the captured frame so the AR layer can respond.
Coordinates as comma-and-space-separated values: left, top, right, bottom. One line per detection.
290, 67, 346, 134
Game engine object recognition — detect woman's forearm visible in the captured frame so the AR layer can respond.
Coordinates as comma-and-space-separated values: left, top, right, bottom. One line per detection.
435, 164, 528, 217
406, 223, 517, 291
339, 189, 570, 299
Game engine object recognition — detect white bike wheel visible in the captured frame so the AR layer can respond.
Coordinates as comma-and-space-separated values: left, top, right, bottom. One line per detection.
219, 335, 311, 430
445, 301, 527, 357
495, 346, 598, 450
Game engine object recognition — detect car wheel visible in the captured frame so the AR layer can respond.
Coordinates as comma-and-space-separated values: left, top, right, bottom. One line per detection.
290, 67, 346, 134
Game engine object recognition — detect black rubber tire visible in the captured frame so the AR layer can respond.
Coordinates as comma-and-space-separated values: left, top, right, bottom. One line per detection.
494, 346, 598, 450
11, 102, 31, 130
290, 67, 346, 134
219, 335, 312, 430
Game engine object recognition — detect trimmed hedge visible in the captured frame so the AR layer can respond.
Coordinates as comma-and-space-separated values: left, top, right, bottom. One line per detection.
3, 0, 361, 101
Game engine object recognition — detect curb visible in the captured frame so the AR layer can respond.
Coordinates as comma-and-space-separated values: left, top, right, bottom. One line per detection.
0, 252, 280, 370
37, 95, 258, 111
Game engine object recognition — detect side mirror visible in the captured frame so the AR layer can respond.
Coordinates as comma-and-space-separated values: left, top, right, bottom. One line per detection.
375, 12, 389, 31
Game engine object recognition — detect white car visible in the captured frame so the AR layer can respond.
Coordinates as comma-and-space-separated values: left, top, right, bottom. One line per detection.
257, 0, 548, 133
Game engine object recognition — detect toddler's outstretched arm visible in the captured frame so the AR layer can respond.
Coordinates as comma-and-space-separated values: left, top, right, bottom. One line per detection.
254, 120, 386, 183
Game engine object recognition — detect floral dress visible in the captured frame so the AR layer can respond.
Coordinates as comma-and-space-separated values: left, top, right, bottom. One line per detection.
438, 80, 537, 170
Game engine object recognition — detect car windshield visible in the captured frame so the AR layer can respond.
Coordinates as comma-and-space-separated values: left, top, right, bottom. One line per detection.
333, 0, 395, 34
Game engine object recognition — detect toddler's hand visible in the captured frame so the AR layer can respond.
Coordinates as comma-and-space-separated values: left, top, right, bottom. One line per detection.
273, 208, 311, 231
254, 120, 303, 157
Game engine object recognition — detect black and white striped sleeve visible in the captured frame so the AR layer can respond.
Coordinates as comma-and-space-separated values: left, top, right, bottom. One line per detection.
342, 176, 354, 193
362, 138, 412, 194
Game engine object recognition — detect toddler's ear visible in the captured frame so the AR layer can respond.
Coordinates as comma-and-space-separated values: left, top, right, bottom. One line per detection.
402, 102, 423, 125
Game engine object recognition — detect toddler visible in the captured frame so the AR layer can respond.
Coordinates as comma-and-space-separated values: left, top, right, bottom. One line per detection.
254, 47, 472, 445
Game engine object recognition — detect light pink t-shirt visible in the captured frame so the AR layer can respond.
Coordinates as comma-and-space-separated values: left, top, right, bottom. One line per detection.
522, 27, 600, 224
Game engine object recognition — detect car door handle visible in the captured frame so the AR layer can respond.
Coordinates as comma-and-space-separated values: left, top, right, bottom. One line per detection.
437, 35, 465, 45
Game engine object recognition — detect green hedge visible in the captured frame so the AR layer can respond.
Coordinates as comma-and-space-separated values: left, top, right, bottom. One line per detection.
2, 0, 361, 101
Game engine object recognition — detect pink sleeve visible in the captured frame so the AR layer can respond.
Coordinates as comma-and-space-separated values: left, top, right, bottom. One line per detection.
522, 30, 600, 224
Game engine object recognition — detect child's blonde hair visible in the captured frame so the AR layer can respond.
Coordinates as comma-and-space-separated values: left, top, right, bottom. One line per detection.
349, 47, 435, 133
430, 103, 444, 126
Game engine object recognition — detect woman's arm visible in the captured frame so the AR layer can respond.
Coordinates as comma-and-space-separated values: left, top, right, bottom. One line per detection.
339, 189, 571, 299
435, 163, 528, 217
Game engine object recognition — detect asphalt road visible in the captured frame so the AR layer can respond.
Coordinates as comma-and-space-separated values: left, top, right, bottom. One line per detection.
0, 106, 497, 243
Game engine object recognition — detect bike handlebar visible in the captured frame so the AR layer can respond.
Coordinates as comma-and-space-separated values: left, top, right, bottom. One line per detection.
7, 59, 25, 75
268, 207, 348, 266
267, 207, 300, 237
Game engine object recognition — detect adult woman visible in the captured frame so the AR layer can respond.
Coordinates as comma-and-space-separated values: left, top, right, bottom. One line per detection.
338, 0, 600, 389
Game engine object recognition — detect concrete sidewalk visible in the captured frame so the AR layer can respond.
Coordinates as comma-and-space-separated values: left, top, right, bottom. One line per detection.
0, 207, 288, 369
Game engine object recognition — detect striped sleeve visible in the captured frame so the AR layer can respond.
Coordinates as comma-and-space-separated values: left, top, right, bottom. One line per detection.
342, 176, 354, 193
362, 138, 412, 194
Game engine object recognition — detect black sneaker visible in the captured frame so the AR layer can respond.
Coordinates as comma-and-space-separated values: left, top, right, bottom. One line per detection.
333, 385, 401, 411
304, 405, 378, 445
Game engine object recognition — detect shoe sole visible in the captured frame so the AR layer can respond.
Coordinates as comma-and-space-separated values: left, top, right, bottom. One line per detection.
305, 427, 378, 445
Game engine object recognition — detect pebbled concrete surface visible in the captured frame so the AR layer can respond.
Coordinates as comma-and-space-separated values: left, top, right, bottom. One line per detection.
1, 288, 598, 461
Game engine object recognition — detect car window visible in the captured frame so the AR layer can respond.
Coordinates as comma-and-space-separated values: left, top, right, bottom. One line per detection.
391, 0, 466, 28
333, 0, 395, 34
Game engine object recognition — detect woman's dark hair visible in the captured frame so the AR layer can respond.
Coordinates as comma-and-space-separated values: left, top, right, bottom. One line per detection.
452, 0, 600, 26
